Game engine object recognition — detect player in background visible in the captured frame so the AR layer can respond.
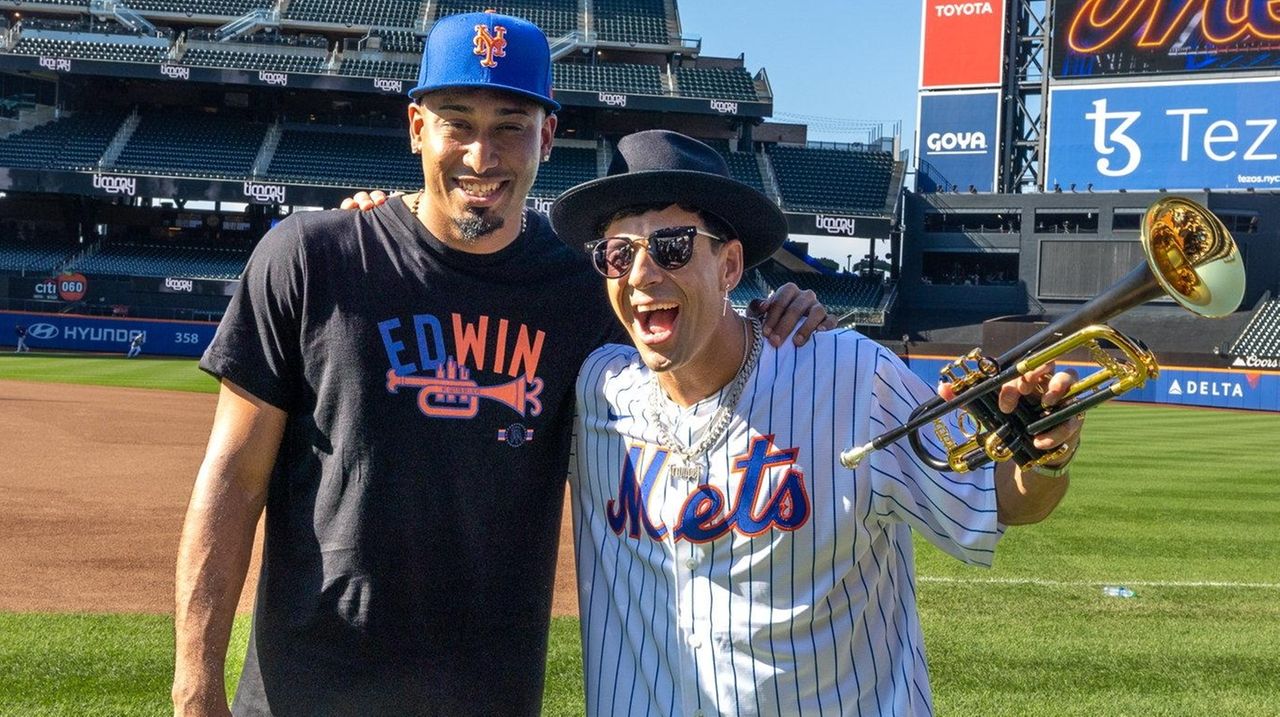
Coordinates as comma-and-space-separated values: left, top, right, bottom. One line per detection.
552, 130, 1086, 716
174, 13, 828, 717
126, 332, 144, 358
14, 324, 29, 353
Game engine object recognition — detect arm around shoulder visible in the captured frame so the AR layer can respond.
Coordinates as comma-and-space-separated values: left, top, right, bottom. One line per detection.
173, 379, 286, 716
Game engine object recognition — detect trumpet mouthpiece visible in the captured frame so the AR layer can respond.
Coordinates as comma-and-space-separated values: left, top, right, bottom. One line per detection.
840, 443, 874, 469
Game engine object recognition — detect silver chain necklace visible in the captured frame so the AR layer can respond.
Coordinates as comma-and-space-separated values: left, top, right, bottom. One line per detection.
647, 317, 763, 483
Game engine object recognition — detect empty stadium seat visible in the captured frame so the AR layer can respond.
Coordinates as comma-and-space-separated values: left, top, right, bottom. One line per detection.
433, 0, 578, 39
284, 0, 425, 28
1229, 298, 1280, 358
339, 57, 418, 80
722, 151, 766, 194
114, 112, 267, 179
766, 145, 896, 214
265, 127, 422, 189
594, 0, 669, 44
369, 29, 424, 54
120, 0, 271, 14
8, 35, 167, 64
531, 146, 598, 197
0, 236, 77, 273
0, 110, 128, 171
180, 46, 327, 74
552, 62, 663, 95
68, 241, 249, 280
758, 264, 888, 316
675, 67, 758, 101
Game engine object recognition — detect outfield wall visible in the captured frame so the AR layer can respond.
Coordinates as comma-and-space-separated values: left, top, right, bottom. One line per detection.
905, 355, 1280, 413
0, 311, 215, 358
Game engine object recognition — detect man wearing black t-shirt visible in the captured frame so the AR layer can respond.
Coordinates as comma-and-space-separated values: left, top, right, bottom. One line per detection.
174, 12, 826, 717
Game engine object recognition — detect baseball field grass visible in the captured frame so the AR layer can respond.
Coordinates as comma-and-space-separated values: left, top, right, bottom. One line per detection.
3, 356, 1278, 715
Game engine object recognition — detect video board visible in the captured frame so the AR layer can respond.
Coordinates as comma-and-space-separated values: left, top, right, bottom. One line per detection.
1054, 0, 1280, 78
1045, 76, 1280, 191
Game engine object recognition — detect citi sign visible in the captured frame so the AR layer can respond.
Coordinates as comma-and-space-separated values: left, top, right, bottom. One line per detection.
815, 214, 858, 236
934, 1, 994, 16
92, 174, 137, 196
243, 182, 286, 204
925, 131, 988, 156
598, 92, 627, 107
258, 71, 288, 86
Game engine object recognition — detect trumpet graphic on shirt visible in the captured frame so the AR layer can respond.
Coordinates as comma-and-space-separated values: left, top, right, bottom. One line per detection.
386, 358, 543, 419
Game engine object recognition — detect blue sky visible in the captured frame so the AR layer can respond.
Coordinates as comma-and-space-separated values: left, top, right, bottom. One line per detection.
678, 0, 923, 147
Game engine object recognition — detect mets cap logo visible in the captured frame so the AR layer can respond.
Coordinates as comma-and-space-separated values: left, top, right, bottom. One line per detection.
473, 23, 507, 68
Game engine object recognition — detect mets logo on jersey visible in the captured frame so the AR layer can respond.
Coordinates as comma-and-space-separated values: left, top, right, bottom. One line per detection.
473, 24, 507, 68
607, 435, 811, 543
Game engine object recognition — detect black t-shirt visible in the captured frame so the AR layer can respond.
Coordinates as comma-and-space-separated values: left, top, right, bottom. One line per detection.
201, 199, 624, 716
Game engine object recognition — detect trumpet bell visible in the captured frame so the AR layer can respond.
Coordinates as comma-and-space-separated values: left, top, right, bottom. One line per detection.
1142, 197, 1245, 319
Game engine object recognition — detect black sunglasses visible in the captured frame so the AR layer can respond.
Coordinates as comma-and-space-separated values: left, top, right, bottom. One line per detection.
586, 226, 726, 278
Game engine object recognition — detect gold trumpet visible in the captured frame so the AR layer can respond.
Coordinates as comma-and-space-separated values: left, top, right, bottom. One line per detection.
841, 196, 1246, 474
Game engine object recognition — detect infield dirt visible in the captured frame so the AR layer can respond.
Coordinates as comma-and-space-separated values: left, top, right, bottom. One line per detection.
0, 380, 580, 617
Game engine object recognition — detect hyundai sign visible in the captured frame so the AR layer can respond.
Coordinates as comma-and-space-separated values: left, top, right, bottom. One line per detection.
1047, 77, 1280, 192
917, 89, 1001, 192
0, 311, 216, 357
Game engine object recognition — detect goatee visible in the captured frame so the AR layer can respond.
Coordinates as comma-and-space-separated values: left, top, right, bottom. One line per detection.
454, 209, 504, 244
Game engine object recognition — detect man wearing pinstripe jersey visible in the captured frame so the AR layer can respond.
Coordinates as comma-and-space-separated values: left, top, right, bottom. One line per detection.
551, 130, 1086, 716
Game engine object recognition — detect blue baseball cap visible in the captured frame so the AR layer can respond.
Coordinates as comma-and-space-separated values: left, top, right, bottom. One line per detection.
409, 11, 560, 113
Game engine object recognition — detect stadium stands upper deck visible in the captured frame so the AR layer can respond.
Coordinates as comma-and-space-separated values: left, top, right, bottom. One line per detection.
675, 66, 758, 101
0, 109, 128, 171
8, 34, 168, 64
433, 0, 578, 39
265, 126, 422, 189
180, 45, 328, 74
766, 145, 896, 214
284, 0, 425, 28
119, 0, 271, 14
594, 0, 669, 44
553, 62, 664, 95
114, 111, 267, 179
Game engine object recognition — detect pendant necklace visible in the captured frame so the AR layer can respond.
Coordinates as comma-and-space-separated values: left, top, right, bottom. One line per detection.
647, 317, 763, 483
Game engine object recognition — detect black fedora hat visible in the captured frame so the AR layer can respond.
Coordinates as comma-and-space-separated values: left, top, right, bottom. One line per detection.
550, 130, 787, 269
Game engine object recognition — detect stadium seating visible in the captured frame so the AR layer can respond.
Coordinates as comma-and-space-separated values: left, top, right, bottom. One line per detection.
121, 0, 272, 14
758, 264, 886, 316
368, 29, 424, 54
594, 0, 669, 44
433, 0, 578, 39
674, 67, 758, 101
1229, 297, 1280, 358
729, 270, 769, 310
766, 145, 896, 214
722, 151, 766, 193
265, 127, 422, 189
180, 46, 327, 74
284, 0, 425, 28
0, 236, 76, 273
8, 35, 168, 64
339, 57, 418, 80
0, 110, 128, 171
68, 242, 249, 279
114, 112, 267, 179
552, 62, 663, 95
530, 146, 597, 198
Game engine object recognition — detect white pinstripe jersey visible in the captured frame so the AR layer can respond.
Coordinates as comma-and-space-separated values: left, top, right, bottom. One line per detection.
568, 328, 1003, 717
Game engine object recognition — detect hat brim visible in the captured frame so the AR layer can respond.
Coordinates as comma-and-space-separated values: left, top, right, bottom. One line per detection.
407, 81, 561, 113
550, 170, 787, 270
